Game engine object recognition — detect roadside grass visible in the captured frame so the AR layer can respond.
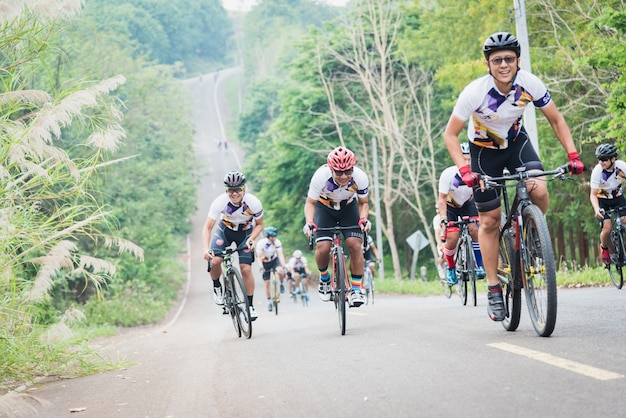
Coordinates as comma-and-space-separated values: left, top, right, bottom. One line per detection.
375, 265, 614, 296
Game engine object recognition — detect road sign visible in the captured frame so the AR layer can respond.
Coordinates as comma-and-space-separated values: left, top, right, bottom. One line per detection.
406, 230, 429, 252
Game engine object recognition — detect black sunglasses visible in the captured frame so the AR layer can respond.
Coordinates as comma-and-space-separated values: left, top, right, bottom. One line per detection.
598, 157, 611, 162
334, 169, 354, 176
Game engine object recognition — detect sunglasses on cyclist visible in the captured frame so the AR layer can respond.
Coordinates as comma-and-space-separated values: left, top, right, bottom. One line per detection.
489, 56, 517, 66
226, 187, 244, 194
598, 157, 612, 162
334, 169, 353, 176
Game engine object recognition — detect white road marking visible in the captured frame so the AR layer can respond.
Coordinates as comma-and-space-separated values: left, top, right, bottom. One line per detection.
488, 342, 624, 381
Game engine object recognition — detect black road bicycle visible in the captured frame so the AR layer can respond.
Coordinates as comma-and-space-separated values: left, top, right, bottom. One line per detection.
208, 242, 252, 339
448, 216, 479, 307
604, 206, 626, 289
309, 226, 361, 335
488, 164, 574, 337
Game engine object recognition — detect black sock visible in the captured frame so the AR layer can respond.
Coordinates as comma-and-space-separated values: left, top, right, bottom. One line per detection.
248, 295, 253, 306
488, 284, 502, 293
213, 280, 221, 288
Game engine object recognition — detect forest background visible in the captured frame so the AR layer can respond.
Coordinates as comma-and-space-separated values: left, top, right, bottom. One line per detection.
0, 0, 624, 390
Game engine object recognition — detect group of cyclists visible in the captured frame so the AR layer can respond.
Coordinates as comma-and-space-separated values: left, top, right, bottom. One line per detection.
202, 30, 626, 328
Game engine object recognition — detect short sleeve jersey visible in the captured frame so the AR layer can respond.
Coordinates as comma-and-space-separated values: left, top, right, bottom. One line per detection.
256, 237, 282, 261
438, 166, 474, 208
207, 192, 263, 230
452, 69, 552, 149
590, 160, 626, 199
307, 165, 369, 210
287, 256, 308, 270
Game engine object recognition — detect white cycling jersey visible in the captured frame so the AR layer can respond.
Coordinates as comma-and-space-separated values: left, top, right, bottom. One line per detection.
453, 69, 551, 150
286, 256, 308, 270
207, 192, 263, 230
256, 237, 282, 262
590, 160, 626, 199
307, 165, 369, 210
438, 165, 474, 208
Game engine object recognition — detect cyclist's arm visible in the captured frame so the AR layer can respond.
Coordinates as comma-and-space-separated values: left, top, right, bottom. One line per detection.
443, 114, 468, 169
589, 187, 603, 219
202, 216, 216, 258
357, 195, 369, 221
248, 217, 264, 249
539, 102, 577, 155
437, 192, 448, 225
304, 197, 317, 225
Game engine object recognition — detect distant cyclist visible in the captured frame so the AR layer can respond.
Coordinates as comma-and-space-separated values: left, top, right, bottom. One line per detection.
303, 146, 371, 307
589, 144, 626, 266
256, 226, 287, 312
362, 234, 381, 282
437, 142, 485, 284
286, 250, 312, 299
202, 171, 264, 321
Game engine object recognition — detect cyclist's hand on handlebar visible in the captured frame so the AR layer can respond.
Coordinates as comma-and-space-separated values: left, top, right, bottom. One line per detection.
203, 249, 213, 261
595, 208, 605, 220
459, 165, 481, 188
567, 151, 585, 175
303, 222, 317, 237
359, 217, 371, 232
246, 238, 255, 250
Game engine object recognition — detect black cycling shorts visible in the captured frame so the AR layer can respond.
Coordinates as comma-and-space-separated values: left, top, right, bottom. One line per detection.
598, 195, 626, 226
470, 128, 543, 213
210, 223, 255, 265
313, 201, 363, 242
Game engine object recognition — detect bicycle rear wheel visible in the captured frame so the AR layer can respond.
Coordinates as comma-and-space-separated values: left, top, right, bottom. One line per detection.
498, 227, 521, 332
364, 268, 373, 305
440, 277, 452, 298
229, 268, 252, 339
271, 273, 279, 315
299, 280, 308, 306
465, 237, 478, 307
455, 243, 468, 306
609, 229, 625, 289
521, 205, 557, 337
333, 248, 347, 335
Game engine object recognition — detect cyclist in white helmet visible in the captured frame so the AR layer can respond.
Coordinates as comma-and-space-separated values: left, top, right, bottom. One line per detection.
437, 142, 485, 285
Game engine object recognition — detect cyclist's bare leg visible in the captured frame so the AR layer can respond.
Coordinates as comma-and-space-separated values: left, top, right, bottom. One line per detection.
601, 218, 612, 249
443, 230, 460, 268
468, 222, 479, 242
478, 208, 501, 287
240, 264, 255, 297
315, 240, 332, 270
263, 277, 270, 299
346, 236, 364, 276
209, 256, 224, 282
526, 176, 549, 213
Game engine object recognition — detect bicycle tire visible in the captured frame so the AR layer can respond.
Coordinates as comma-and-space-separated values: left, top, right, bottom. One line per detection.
229, 268, 252, 339
464, 236, 478, 307
300, 280, 308, 306
440, 277, 452, 298
521, 204, 557, 337
455, 243, 468, 305
609, 228, 625, 289
499, 227, 521, 332
271, 272, 279, 315
363, 267, 373, 305
334, 248, 347, 335
223, 276, 241, 338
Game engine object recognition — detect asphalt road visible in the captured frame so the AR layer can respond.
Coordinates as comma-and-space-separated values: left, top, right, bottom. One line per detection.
7, 69, 626, 418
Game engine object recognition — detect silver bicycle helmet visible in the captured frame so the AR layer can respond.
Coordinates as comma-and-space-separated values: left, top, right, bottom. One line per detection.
223, 171, 246, 187
595, 144, 618, 159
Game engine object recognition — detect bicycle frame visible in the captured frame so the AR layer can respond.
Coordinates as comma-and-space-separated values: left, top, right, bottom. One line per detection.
485, 164, 570, 337
604, 206, 626, 289
309, 225, 360, 335
447, 216, 478, 306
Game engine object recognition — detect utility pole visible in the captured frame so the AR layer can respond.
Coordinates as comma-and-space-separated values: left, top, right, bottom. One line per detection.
371, 137, 384, 281
513, 0, 539, 154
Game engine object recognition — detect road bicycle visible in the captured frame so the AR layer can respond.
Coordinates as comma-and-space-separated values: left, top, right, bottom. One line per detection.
604, 206, 626, 289
447, 216, 479, 307
487, 164, 573, 337
297, 273, 309, 306
268, 267, 280, 315
208, 242, 251, 339
363, 260, 375, 305
309, 225, 359, 335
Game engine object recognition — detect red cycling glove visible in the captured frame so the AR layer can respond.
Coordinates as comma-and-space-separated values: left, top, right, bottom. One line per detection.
459, 165, 480, 188
568, 152, 584, 175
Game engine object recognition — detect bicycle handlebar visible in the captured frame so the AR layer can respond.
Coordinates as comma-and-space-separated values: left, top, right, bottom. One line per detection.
481, 164, 571, 190
307, 225, 369, 250
207, 240, 250, 272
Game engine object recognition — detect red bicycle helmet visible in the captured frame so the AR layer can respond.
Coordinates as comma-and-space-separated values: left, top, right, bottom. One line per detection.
327, 146, 356, 171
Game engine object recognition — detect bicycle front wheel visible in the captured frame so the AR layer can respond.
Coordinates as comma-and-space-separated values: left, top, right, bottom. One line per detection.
521, 205, 557, 337
609, 229, 625, 289
229, 268, 252, 339
498, 227, 521, 332
455, 244, 468, 306
464, 237, 478, 307
333, 248, 347, 335
271, 274, 280, 315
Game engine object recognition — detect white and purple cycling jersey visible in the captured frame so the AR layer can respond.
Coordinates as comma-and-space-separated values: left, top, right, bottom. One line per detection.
307, 164, 369, 210
207, 192, 263, 230
453, 69, 551, 150
286, 256, 308, 270
256, 237, 282, 262
590, 160, 626, 199
438, 165, 474, 208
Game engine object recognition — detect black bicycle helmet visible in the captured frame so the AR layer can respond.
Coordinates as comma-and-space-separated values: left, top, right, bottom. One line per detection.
460, 142, 470, 155
483, 32, 521, 60
595, 143, 618, 159
223, 171, 246, 187
264, 226, 278, 237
